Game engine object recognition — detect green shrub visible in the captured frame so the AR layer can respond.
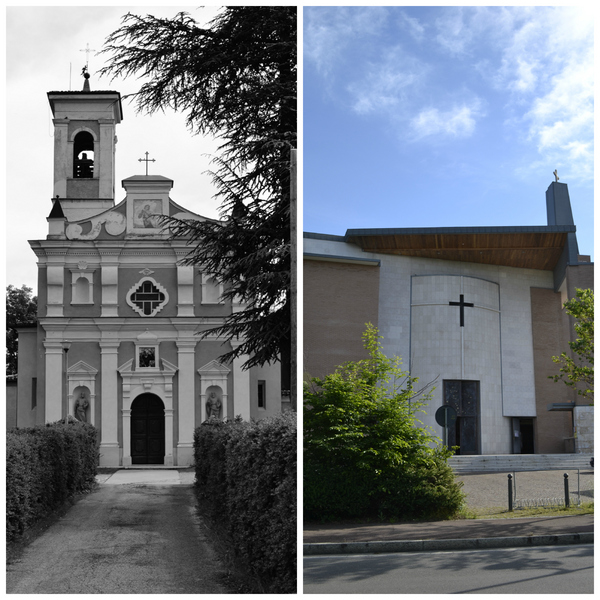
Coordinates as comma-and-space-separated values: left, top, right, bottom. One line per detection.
304, 324, 465, 522
6, 421, 99, 542
194, 413, 296, 593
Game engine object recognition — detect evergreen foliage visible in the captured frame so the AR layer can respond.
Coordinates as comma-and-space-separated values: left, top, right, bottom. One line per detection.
6, 420, 99, 542
194, 413, 296, 593
550, 288, 594, 401
304, 324, 465, 521
6, 284, 37, 376
100, 7, 296, 371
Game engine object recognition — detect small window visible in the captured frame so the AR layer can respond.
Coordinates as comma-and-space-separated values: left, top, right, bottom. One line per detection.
31, 377, 37, 409
258, 380, 266, 409
126, 278, 169, 317
138, 346, 157, 369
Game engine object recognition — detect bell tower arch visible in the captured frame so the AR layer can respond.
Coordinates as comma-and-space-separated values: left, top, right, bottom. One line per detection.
47, 71, 123, 220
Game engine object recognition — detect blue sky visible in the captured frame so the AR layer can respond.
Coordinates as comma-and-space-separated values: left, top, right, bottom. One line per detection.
303, 6, 594, 261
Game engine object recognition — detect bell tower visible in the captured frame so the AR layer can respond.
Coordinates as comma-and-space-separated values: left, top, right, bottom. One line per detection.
47, 69, 123, 221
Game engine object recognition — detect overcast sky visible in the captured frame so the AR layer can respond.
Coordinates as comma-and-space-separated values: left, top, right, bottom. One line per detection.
5, 5, 223, 291
303, 6, 594, 263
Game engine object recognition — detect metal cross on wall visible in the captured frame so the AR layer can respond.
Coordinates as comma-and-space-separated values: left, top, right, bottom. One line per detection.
449, 294, 474, 327
138, 152, 156, 176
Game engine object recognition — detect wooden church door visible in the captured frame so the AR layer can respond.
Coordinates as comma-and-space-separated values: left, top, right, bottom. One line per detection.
444, 380, 480, 455
131, 394, 165, 464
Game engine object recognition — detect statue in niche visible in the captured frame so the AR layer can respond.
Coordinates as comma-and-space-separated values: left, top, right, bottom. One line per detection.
205, 390, 222, 419
74, 390, 89, 423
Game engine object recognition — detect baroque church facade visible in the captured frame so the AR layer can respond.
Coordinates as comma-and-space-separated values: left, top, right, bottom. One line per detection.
15, 77, 285, 466
304, 182, 593, 456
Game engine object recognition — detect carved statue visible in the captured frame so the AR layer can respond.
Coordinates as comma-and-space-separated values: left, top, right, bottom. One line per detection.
205, 390, 222, 419
74, 391, 89, 422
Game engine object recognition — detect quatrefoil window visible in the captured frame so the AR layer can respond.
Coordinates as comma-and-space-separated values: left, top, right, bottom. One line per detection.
126, 277, 169, 317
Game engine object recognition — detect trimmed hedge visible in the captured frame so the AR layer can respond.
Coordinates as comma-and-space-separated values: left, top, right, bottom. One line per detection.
194, 413, 297, 594
6, 420, 99, 542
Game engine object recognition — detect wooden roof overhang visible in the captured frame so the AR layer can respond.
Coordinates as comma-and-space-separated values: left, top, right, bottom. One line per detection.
344, 225, 575, 271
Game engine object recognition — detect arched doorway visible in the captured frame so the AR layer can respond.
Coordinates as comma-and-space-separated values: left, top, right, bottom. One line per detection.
131, 393, 165, 464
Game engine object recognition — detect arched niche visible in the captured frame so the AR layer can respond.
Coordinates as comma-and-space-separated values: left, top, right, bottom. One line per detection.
198, 360, 230, 421
67, 361, 98, 425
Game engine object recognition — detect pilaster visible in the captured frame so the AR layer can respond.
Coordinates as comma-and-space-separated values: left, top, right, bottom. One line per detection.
43, 342, 65, 422
230, 340, 251, 421
99, 341, 120, 466
176, 340, 197, 464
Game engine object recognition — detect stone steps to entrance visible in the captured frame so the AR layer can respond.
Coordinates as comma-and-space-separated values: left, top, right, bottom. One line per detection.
448, 454, 593, 474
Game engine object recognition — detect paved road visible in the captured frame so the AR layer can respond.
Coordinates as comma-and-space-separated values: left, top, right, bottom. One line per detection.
7, 474, 231, 594
304, 544, 594, 594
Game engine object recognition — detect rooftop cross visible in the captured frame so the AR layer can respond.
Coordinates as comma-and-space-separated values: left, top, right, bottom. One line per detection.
138, 152, 156, 176
553, 169, 559, 182
80, 43, 96, 70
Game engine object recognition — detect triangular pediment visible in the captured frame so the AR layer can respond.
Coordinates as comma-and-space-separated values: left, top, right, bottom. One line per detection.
197, 360, 230, 376
68, 360, 98, 375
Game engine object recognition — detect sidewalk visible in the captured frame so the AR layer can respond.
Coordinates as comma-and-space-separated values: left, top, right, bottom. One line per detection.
304, 514, 593, 554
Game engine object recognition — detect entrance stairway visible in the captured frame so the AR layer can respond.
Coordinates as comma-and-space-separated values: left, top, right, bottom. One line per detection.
448, 454, 593, 474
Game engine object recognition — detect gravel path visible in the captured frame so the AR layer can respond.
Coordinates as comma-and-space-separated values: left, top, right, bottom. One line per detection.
457, 469, 594, 511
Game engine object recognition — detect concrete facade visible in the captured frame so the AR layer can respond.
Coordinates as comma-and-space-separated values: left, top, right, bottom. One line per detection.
304, 184, 593, 455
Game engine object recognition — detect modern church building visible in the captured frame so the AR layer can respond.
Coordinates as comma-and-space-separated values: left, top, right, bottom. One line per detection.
304, 182, 593, 456
14, 75, 287, 466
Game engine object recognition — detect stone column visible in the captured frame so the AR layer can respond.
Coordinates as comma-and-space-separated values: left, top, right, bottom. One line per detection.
230, 341, 251, 421
43, 342, 64, 422
99, 341, 120, 466
176, 340, 197, 465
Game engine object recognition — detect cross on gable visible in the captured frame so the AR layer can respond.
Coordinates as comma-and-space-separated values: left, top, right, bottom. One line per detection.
138, 151, 156, 176
449, 294, 474, 327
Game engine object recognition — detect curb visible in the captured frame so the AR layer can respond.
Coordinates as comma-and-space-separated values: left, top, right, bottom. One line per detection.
303, 532, 594, 555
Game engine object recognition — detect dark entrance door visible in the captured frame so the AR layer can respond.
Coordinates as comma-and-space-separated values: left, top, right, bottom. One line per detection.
444, 380, 480, 455
131, 394, 165, 464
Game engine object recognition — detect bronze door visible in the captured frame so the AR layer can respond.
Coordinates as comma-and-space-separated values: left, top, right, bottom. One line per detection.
444, 380, 480, 455
131, 394, 165, 464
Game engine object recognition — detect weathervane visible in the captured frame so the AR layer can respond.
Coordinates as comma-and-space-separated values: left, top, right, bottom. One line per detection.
553, 169, 559, 182
138, 152, 156, 176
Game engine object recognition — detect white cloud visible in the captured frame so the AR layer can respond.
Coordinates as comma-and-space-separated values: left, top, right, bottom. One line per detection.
410, 101, 484, 140
304, 6, 388, 76
347, 47, 425, 115
397, 11, 425, 42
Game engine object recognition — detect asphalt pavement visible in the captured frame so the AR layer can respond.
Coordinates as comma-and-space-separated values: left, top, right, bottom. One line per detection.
6, 469, 232, 594
304, 544, 594, 594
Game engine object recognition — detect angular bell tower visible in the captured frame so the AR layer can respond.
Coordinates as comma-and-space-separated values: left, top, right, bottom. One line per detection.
47, 70, 123, 221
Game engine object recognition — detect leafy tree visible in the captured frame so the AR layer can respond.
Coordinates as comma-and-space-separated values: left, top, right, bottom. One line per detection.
304, 324, 465, 521
6, 285, 37, 376
99, 7, 296, 378
551, 288, 594, 401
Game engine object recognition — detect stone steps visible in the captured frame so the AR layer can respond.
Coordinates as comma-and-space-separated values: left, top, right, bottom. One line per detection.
448, 454, 593, 474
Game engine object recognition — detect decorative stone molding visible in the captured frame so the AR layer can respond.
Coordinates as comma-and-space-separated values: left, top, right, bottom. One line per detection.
118, 357, 178, 466
70, 269, 95, 304
126, 276, 169, 317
